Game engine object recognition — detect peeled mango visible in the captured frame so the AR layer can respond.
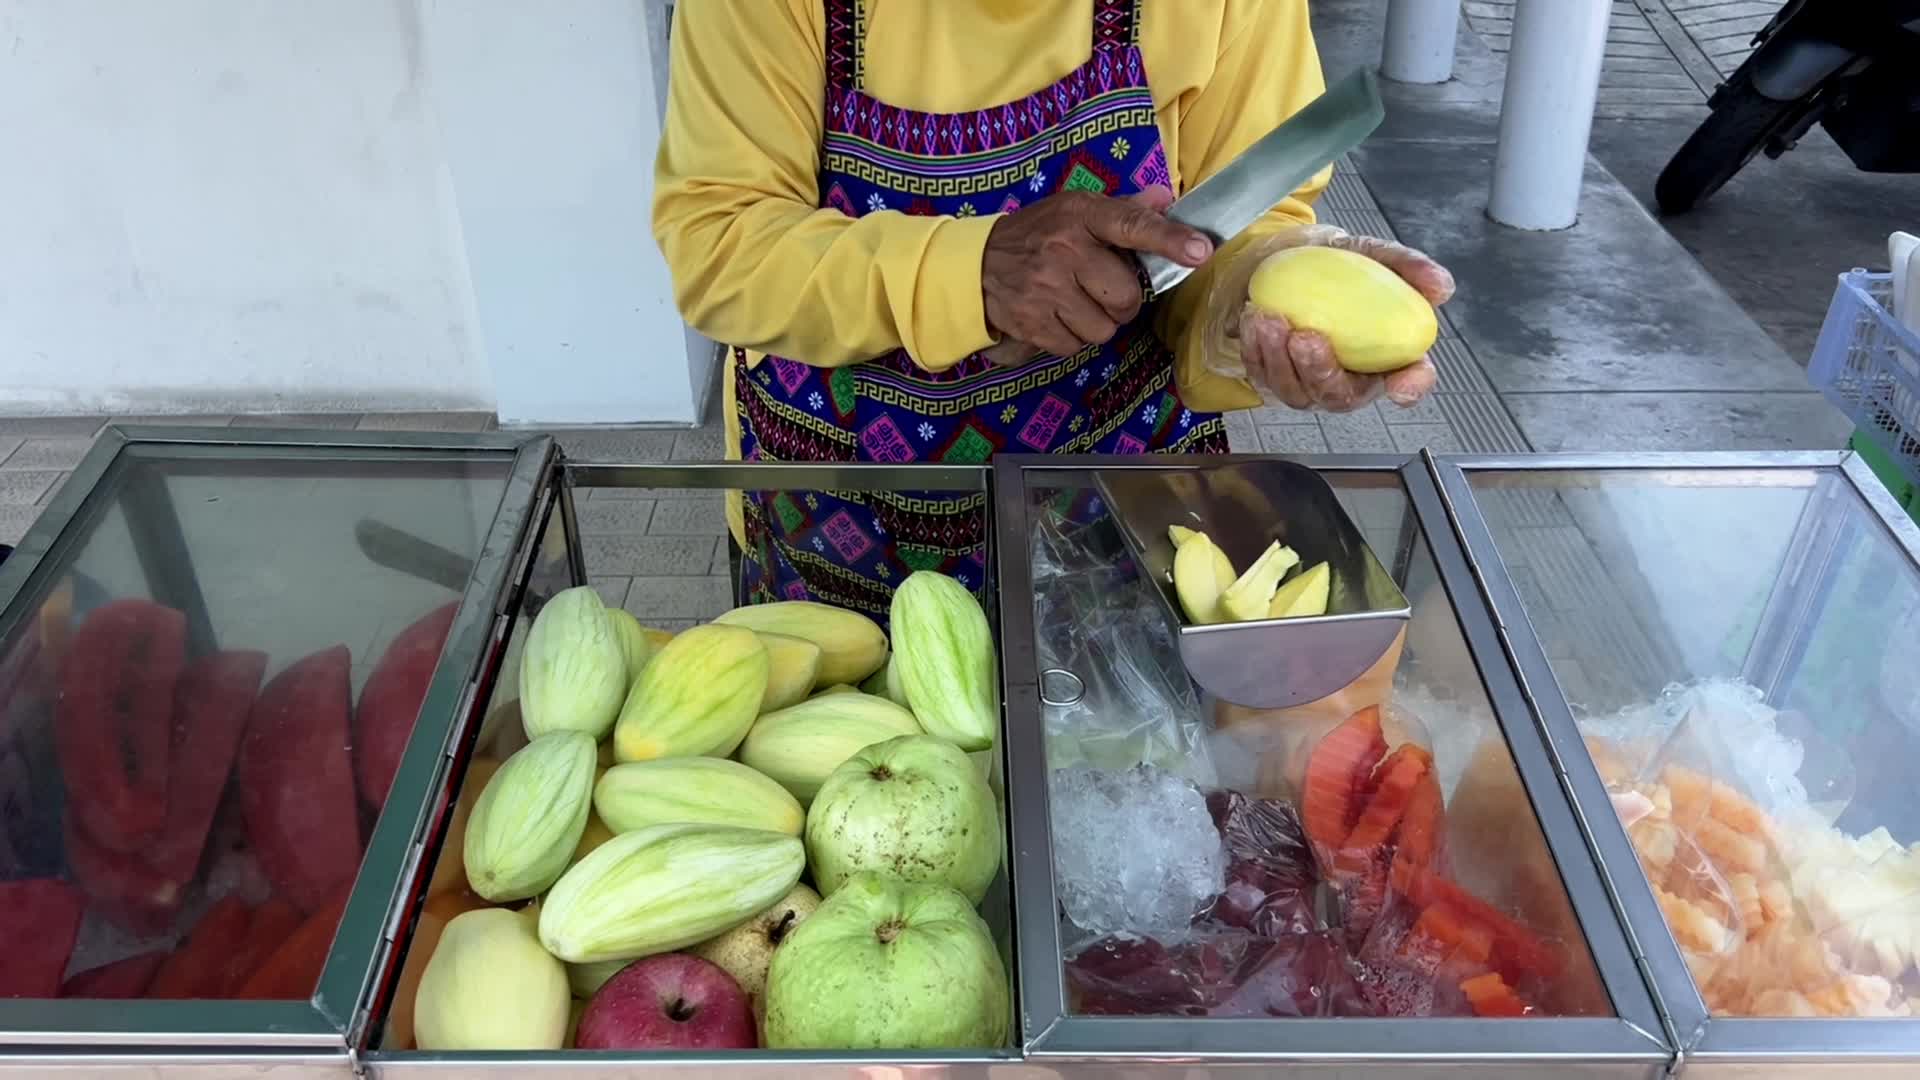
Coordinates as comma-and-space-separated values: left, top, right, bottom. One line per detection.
519, 587, 628, 741
614, 625, 768, 762
427, 757, 502, 897
539, 823, 805, 964
889, 572, 998, 753
1269, 561, 1332, 618
1219, 541, 1301, 622
605, 608, 656, 689
414, 907, 569, 1050
806, 735, 1000, 904
464, 731, 595, 902
1248, 246, 1438, 374
763, 872, 1009, 1049
755, 632, 823, 712
737, 692, 923, 805
1172, 530, 1231, 625
595, 757, 804, 837
714, 602, 887, 686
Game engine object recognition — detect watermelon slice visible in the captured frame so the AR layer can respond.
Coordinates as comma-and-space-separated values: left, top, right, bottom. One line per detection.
55, 599, 186, 852
1393, 767, 1447, 872
149, 650, 267, 884
64, 813, 186, 936
1301, 706, 1388, 856
0, 878, 84, 998
150, 895, 256, 999
1460, 971, 1531, 1017
239, 646, 363, 912
234, 889, 350, 1000
353, 603, 457, 809
1341, 743, 1433, 860
61, 951, 166, 999
1400, 901, 1494, 981
221, 899, 304, 997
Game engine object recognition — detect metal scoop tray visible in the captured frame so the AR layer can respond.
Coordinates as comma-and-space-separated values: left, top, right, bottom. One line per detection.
1094, 459, 1410, 709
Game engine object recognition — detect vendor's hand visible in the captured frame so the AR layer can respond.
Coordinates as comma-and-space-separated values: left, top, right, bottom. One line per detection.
981, 185, 1210, 361
1216, 227, 1454, 412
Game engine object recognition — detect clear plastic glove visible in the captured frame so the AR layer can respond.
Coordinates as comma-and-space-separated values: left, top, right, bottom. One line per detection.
1202, 225, 1455, 413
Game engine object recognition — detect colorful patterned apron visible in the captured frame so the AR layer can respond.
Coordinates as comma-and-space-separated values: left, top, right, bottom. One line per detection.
735, 0, 1227, 627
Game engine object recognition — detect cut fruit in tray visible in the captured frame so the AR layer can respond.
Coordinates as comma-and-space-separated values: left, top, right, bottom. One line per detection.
1269, 562, 1331, 619
1300, 705, 1389, 856
1219, 542, 1302, 622
1172, 530, 1232, 625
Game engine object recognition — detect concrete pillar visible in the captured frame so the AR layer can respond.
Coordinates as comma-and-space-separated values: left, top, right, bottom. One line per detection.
1487, 0, 1611, 231
1381, 0, 1460, 85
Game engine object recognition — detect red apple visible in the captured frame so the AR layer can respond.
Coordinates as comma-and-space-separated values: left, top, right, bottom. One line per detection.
575, 954, 756, 1050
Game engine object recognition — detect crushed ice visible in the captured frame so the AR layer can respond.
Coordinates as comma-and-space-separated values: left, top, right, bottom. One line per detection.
1049, 764, 1227, 938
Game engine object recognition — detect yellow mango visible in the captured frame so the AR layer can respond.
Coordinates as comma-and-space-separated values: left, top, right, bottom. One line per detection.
1268, 562, 1332, 619
1248, 246, 1437, 374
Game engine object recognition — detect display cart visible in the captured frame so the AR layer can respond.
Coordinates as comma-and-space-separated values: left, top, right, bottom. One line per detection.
0, 425, 1914, 1076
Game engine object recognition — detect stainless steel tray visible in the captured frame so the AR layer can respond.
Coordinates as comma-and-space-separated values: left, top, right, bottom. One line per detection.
1095, 460, 1410, 708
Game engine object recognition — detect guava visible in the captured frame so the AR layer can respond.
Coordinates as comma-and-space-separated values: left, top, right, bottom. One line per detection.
804, 735, 999, 903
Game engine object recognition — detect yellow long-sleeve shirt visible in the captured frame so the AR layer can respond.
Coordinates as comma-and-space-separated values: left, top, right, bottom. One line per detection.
654, 0, 1330, 418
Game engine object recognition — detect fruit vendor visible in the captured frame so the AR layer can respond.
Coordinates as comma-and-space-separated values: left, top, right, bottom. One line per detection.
652, 0, 1453, 620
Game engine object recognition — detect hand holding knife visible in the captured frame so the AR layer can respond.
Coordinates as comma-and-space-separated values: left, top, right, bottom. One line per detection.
977, 69, 1384, 369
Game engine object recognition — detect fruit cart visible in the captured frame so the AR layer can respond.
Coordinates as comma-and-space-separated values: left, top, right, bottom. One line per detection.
0, 425, 1913, 1077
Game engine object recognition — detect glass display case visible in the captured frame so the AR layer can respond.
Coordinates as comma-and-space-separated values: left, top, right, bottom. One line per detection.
1436, 452, 1920, 1075
7, 427, 1919, 1077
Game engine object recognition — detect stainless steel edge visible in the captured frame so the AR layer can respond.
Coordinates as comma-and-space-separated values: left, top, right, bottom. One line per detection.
367, 1051, 1017, 1077
1841, 453, 1920, 562
990, 456, 1069, 1052
319, 435, 559, 1040
0, 998, 341, 1051
103, 424, 529, 452
556, 468, 589, 587
0, 1051, 345, 1078
1442, 451, 1848, 473
564, 461, 987, 491
1027, 1015, 1665, 1067
1423, 456, 1707, 1058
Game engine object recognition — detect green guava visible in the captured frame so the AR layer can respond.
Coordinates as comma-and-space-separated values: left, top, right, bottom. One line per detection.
804, 735, 999, 903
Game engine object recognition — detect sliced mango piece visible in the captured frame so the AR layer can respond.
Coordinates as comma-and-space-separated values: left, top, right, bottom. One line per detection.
1172, 532, 1231, 625
1220, 542, 1301, 622
1268, 562, 1331, 619
1168, 525, 1235, 588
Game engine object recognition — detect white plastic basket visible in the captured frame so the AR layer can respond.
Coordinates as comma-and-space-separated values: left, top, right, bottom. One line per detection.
1808, 270, 1920, 488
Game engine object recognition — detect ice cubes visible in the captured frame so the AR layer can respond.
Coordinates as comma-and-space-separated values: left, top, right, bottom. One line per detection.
1049, 764, 1227, 937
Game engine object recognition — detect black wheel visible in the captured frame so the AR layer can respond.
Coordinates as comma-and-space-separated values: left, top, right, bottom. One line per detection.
1655, 77, 1806, 214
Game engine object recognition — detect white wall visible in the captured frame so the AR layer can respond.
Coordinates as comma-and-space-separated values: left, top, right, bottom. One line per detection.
0, 0, 707, 425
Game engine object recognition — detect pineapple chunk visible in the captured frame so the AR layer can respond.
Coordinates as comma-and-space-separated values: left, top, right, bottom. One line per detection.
1267, 561, 1331, 619
1219, 541, 1301, 622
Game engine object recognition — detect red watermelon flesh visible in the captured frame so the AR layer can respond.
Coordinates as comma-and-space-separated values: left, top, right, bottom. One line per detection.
61, 950, 166, 999
221, 898, 304, 997
0, 878, 84, 998
149, 895, 254, 999
65, 813, 185, 936
234, 888, 350, 1000
148, 649, 268, 885
238, 646, 362, 912
55, 599, 186, 853
353, 603, 457, 809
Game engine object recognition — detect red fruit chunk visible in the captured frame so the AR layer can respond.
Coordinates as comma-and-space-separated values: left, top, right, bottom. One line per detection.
0, 878, 84, 998
353, 603, 457, 809
61, 951, 166, 999
1066, 934, 1242, 1016
234, 890, 351, 1000
1461, 971, 1531, 1017
56, 599, 186, 853
1395, 868, 1562, 982
239, 646, 363, 912
64, 814, 185, 937
223, 899, 304, 997
150, 650, 267, 886
1393, 767, 1447, 872
1301, 706, 1387, 856
150, 895, 255, 999
1400, 901, 1494, 981
1339, 743, 1433, 868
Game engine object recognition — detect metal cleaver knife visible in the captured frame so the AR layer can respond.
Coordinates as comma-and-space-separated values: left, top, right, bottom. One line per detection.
983, 67, 1386, 366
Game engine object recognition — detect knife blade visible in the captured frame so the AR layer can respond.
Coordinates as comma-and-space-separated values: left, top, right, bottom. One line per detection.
983, 67, 1385, 366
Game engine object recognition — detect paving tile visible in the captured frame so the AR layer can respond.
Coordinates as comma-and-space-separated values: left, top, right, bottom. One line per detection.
575, 498, 655, 535
546, 428, 679, 464
3, 438, 95, 471
0, 417, 106, 437
0, 438, 19, 466
0, 470, 60, 505
0, 505, 39, 545
671, 424, 727, 462
647, 496, 728, 536
36, 473, 68, 507
1504, 391, 1851, 452
1318, 407, 1396, 453
1223, 410, 1259, 453
710, 536, 734, 577
1388, 423, 1465, 453
624, 576, 734, 622
109, 415, 234, 428
230, 413, 365, 429
588, 576, 632, 609
1256, 424, 1331, 454
356, 412, 495, 432
1435, 394, 1532, 453
581, 535, 717, 576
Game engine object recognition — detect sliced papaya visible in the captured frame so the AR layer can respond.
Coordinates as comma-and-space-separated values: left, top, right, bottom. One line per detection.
1401, 900, 1494, 980
353, 603, 458, 809
234, 889, 351, 1000
55, 599, 186, 853
0, 878, 84, 998
150, 895, 255, 999
1397, 868, 1562, 982
1301, 706, 1388, 856
1341, 743, 1434, 859
239, 646, 363, 912
1460, 971, 1530, 1017
61, 950, 166, 998
1393, 767, 1447, 872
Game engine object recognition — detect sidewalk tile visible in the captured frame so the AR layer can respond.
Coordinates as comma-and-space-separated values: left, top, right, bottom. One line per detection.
3, 438, 93, 471
576, 498, 655, 535
0, 471, 59, 505
625, 577, 734, 622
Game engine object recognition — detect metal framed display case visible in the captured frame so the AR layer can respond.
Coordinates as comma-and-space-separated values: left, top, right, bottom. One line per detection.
1431, 451, 1920, 1077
